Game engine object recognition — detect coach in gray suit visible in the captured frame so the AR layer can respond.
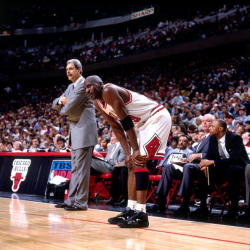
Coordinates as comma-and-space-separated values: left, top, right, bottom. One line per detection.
52, 59, 97, 211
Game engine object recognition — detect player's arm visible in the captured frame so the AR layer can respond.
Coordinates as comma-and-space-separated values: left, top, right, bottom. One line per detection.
95, 102, 131, 157
102, 86, 140, 153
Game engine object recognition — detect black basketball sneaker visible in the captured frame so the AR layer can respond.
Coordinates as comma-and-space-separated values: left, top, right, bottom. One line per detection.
118, 211, 149, 228
108, 208, 135, 224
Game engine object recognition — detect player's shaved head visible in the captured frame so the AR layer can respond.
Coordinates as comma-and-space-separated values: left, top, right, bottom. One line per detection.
84, 75, 104, 100
85, 75, 103, 85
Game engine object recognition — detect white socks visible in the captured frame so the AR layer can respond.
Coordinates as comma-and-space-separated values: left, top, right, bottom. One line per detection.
127, 200, 137, 210
136, 203, 146, 213
127, 200, 147, 213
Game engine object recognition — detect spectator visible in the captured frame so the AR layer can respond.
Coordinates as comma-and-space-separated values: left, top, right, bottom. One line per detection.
239, 163, 250, 223
12, 141, 23, 152
96, 138, 109, 153
152, 134, 193, 212
29, 137, 40, 152
56, 137, 70, 152
199, 119, 249, 220
173, 114, 215, 218
0, 142, 9, 152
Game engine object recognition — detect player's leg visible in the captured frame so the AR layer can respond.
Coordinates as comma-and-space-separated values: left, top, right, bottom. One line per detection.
107, 168, 137, 225
119, 110, 171, 228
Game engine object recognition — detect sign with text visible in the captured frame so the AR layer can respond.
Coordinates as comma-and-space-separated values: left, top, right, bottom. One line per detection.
48, 160, 72, 183
131, 7, 154, 20
10, 159, 31, 192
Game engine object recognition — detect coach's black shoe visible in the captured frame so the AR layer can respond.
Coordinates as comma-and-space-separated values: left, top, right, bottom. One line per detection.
118, 211, 149, 228
55, 203, 68, 208
64, 205, 87, 211
108, 208, 135, 224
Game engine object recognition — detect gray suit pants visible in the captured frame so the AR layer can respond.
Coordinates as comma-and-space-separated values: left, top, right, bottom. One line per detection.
65, 146, 94, 208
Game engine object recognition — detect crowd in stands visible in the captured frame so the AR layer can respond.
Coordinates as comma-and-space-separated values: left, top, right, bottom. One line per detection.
1, 4, 249, 73
0, 54, 250, 156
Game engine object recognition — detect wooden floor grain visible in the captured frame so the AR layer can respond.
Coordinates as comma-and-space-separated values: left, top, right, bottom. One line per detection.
0, 197, 249, 249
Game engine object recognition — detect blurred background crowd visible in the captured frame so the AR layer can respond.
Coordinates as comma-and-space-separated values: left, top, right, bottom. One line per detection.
0, 1, 249, 156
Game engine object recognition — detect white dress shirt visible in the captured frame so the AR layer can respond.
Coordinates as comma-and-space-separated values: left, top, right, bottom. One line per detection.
218, 135, 230, 159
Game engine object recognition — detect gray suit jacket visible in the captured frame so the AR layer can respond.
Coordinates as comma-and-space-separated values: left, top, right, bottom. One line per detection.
52, 76, 97, 150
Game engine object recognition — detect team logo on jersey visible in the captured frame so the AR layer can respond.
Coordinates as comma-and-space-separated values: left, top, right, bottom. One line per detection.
144, 134, 163, 160
10, 159, 31, 192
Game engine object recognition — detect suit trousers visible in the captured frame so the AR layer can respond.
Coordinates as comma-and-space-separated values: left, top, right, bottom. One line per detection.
156, 164, 182, 207
91, 157, 113, 173
246, 164, 250, 205
214, 164, 245, 205
110, 166, 128, 201
65, 146, 94, 208
178, 163, 208, 202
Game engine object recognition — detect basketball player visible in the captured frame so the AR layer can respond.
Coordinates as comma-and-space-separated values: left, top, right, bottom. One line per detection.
84, 75, 171, 228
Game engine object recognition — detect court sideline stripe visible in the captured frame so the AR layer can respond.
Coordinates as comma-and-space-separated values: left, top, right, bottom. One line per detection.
0, 210, 249, 246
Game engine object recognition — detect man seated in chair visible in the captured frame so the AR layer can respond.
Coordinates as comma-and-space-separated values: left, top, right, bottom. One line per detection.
239, 163, 250, 223
91, 135, 128, 205
198, 119, 249, 220
173, 114, 216, 218
91, 136, 125, 174
152, 134, 193, 212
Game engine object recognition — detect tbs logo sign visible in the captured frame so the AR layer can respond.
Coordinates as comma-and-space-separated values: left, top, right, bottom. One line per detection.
48, 160, 72, 182
10, 159, 31, 192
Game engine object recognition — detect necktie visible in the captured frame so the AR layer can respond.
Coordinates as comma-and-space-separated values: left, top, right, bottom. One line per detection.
218, 141, 227, 159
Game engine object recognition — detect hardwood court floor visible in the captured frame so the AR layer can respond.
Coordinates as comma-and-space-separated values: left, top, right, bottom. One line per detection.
0, 197, 249, 250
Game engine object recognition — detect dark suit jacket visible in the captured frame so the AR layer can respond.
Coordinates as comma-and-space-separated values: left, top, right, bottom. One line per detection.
211, 132, 249, 168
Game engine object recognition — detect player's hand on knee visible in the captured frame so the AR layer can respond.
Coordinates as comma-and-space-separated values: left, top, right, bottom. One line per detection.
132, 150, 147, 167
125, 155, 133, 169
134, 156, 147, 167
